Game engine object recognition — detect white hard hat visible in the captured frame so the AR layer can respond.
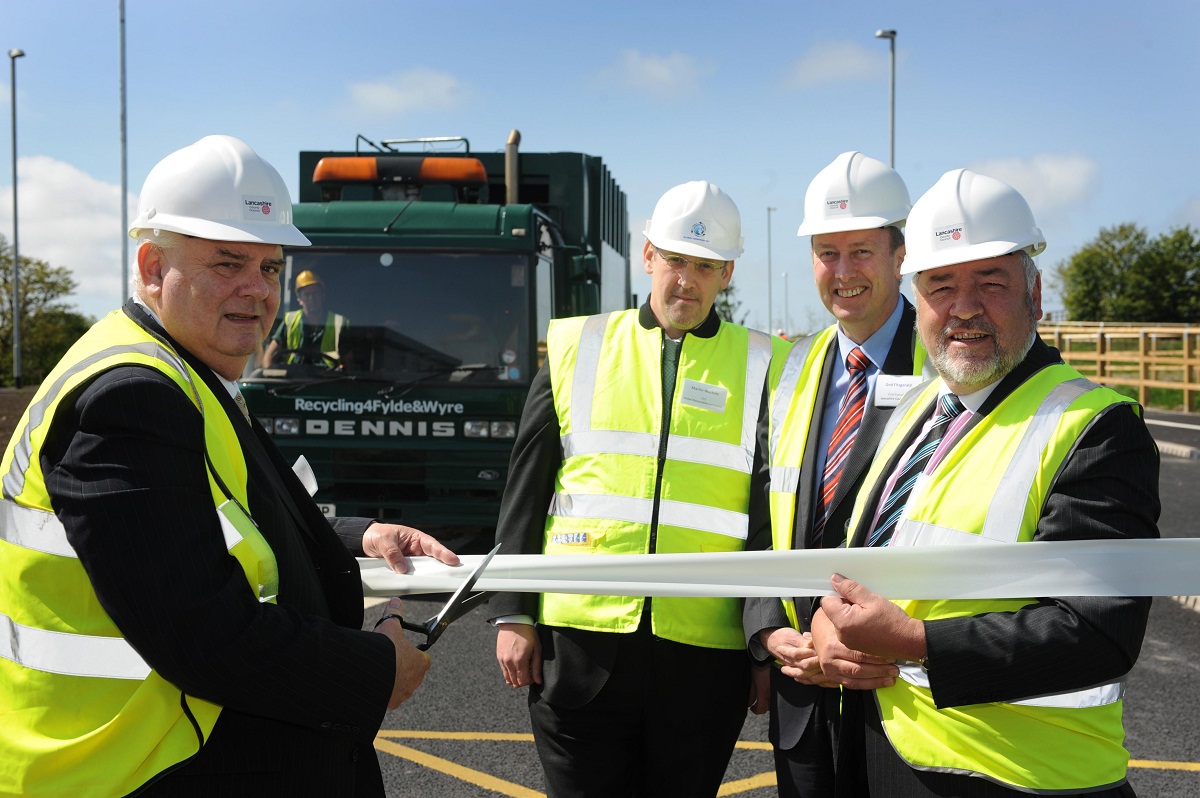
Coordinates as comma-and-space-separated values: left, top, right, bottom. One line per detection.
796, 151, 911, 237
129, 135, 310, 246
901, 168, 1046, 276
643, 180, 743, 261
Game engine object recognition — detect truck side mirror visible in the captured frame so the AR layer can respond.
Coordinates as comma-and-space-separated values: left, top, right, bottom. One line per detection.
569, 254, 601, 282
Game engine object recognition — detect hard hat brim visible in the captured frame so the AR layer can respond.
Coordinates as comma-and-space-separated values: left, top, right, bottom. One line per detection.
901, 238, 1046, 276
797, 215, 907, 237
129, 213, 311, 247
645, 233, 741, 262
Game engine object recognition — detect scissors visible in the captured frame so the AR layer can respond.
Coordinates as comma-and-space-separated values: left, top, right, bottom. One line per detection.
374, 543, 501, 651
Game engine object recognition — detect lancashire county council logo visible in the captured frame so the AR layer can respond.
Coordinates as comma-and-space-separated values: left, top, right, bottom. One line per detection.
839, 201, 848, 209
262, 204, 271, 216
691, 222, 707, 237
951, 230, 960, 240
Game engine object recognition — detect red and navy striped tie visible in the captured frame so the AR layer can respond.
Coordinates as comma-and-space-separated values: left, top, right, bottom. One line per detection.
812, 347, 870, 546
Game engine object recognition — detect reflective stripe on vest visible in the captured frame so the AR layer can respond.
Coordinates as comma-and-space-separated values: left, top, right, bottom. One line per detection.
548, 492, 750, 541
854, 363, 1137, 792
540, 310, 770, 648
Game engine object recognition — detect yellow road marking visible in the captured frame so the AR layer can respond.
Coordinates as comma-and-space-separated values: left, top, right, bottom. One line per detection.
373, 737, 543, 798
378, 730, 533, 742
1130, 759, 1200, 772
375, 731, 1200, 795
718, 772, 777, 795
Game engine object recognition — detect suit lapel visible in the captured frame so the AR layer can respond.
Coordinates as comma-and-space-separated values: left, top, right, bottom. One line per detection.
794, 340, 838, 548
824, 301, 917, 526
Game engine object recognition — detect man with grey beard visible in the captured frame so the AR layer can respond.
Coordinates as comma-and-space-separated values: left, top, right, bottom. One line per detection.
808, 169, 1159, 797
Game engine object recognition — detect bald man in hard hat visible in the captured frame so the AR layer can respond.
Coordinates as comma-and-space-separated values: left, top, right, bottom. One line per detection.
744, 151, 930, 798
489, 181, 783, 797
0, 135, 459, 797
262, 269, 349, 368
812, 169, 1159, 797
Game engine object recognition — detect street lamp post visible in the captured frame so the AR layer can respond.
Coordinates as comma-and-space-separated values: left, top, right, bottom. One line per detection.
9, 48, 25, 389
875, 29, 896, 168
766, 206, 776, 332
782, 271, 789, 337
120, 0, 129, 303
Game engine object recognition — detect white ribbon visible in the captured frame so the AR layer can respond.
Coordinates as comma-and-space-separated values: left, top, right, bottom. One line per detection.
359, 538, 1200, 599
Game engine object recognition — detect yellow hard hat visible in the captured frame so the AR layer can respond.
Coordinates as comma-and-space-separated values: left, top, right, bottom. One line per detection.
295, 270, 323, 289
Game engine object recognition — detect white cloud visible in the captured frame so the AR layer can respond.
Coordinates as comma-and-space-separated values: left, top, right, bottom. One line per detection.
1172, 197, 1200, 229
596, 50, 715, 98
784, 41, 886, 90
0, 155, 130, 320
967, 153, 1101, 226
346, 68, 471, 115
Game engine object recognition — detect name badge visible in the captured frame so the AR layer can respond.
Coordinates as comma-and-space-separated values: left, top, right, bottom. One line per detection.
681, 379, 728, 413
874, 375, 925, 407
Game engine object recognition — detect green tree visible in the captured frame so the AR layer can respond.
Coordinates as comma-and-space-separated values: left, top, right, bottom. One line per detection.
0, 234, 95, 386
1055, 224, 1200, 322
715, 281, 748, 325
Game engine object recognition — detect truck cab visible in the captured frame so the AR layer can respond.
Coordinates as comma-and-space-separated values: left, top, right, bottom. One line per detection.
240, 133, 630, 550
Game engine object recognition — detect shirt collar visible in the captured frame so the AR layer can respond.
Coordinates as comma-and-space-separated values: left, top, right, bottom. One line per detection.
835, 298, 903, 370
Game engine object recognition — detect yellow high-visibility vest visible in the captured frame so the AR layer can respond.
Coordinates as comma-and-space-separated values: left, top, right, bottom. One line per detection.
0, 309, 278, 797
848, 363, 1137, 792
283, 309, 346, 363
540, 309, 772, 649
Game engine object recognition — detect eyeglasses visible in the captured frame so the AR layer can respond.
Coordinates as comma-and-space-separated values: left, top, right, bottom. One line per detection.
654, 247, 726, 277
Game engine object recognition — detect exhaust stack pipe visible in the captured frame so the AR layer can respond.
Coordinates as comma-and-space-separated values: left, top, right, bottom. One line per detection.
505, 129, 521, 205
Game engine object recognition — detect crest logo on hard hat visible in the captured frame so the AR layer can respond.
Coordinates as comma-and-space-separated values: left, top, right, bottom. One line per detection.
243, 196, 275, 220
933, 224, 966, 248
825, 196, 852, 217
691, 222, 707, 237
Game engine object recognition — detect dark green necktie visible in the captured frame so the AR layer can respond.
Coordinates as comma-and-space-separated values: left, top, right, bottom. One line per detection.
659, 338, 681, 460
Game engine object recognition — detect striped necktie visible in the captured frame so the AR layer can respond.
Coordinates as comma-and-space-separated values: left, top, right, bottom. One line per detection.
867, 393, 965, 547
812, 347, 870, 546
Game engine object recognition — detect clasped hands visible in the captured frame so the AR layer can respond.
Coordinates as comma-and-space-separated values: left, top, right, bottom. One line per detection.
761, 573, 926, 690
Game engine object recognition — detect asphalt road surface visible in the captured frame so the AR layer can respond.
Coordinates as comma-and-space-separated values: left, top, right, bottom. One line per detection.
375, 411, 1200, 797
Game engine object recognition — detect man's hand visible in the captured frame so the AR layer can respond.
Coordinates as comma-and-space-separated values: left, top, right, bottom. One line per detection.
820, 573, 926, 661
362, 523, 461, 573
759, 626, 837, 687
496, 623, 542, 689
374, 597, 431, 710
810, 608, 899, 690
813, 573, 924, 689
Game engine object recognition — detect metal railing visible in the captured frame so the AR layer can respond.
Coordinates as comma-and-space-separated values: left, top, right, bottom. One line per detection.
1039, 322, 1200, 412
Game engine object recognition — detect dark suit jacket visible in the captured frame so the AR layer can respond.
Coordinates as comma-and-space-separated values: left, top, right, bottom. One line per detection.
847, 335, 1159, 708
41, 302, 396, 797
488, 305, 772, 707
743, 299, 919, 750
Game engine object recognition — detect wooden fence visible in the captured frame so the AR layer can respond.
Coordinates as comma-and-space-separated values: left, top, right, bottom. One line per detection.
1038, 322, 1200, 412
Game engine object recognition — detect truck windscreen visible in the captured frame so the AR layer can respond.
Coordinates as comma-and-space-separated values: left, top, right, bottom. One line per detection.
260, 249, 532, 385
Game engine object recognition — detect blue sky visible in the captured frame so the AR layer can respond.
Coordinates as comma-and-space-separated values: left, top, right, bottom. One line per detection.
3, 1, 1199, 331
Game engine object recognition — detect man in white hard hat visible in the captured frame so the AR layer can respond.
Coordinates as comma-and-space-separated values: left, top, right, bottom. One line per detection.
811, 169, 1159, 796
743, 151, 928, 798
489, 181, 781, 796
0, 135, 460, 797
263, 268, 349, 368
